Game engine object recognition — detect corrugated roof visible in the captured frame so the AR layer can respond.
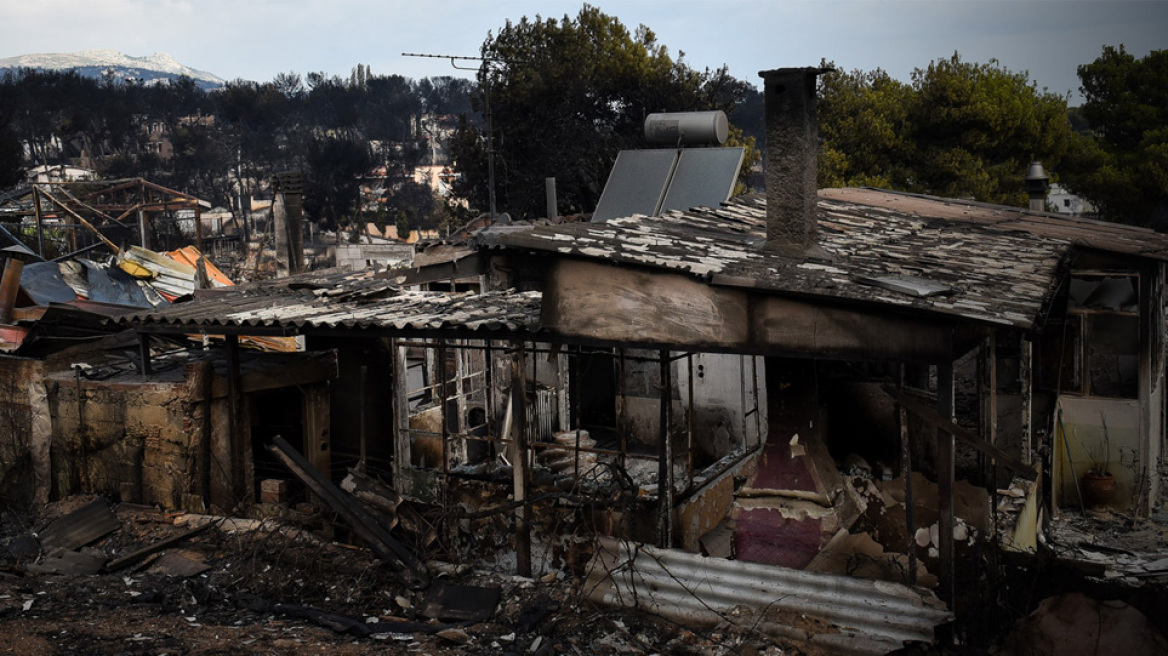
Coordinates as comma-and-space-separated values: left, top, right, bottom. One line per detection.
116, 269, 542, 335
586, 537, 952, 655
497, 192, 1073, 329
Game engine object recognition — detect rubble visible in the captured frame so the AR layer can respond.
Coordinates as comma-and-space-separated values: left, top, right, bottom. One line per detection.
0, 495, 807, 655
997, 592, 1168, 655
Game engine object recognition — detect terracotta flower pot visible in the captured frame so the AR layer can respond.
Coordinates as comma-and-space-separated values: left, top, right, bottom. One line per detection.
1081, 471, 1116, 509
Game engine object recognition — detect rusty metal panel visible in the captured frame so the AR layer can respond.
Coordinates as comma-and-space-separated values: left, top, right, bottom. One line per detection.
585, 537, 952, 655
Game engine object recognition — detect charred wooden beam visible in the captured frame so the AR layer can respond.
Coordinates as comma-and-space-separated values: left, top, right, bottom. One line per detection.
225, 335, 245, 504
658, 349, 675, 548
511, 340, 532, 578
937, 361, 955, 612
268, 436, 429, 590
105, 520, 218, 573
881, 386, 1038, 481
898, 402, 916, 585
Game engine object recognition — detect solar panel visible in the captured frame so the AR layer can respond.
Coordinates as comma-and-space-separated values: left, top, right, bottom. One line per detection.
591, 149, 678, 223
660, 147, 744, 214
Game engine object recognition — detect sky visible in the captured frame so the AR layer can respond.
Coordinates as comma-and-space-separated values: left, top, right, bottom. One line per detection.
1, 0, 1165, 103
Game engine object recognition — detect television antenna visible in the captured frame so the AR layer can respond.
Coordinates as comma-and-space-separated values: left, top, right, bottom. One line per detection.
404, 52, 500, 219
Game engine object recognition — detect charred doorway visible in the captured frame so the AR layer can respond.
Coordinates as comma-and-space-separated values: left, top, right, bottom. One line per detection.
249, 386, 305, 501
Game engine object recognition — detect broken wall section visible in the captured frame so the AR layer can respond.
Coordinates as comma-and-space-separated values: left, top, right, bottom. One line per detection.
0, 357, 46, 507
45, 374, 199, 510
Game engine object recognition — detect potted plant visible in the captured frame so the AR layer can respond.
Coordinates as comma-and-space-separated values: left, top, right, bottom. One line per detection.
1080, 412, 1116, 509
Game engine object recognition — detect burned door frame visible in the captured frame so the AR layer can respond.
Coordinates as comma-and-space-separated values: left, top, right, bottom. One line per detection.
196, 347, 337, 510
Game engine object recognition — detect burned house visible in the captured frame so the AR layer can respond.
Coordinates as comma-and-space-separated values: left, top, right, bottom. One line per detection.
5, 67, 1168, 652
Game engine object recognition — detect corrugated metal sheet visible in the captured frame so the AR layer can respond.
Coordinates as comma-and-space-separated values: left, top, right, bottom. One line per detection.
496, 192, 1074, 329
530, 386, 556, 441
116, 268, 542, 336
585, 537, 952, 655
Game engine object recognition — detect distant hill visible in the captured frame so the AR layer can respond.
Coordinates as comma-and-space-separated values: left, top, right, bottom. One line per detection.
0, 49, 225, 90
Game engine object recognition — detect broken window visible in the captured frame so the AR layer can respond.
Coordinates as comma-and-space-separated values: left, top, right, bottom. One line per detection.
1039, 274, 1139, 399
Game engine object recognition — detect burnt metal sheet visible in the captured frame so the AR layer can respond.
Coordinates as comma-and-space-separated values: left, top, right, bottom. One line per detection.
585, 537, 952, 655
78, 259, 157, 307
37, 498, 120, 551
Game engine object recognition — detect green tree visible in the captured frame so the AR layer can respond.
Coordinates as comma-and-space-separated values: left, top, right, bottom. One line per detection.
818, 54, 1071, 207
818, 67, 915, 190
1061, 46, 1168, 227
451, 5, 752, 218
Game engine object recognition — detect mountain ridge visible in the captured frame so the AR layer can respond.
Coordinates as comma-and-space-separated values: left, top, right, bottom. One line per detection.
0, 49, 226, 89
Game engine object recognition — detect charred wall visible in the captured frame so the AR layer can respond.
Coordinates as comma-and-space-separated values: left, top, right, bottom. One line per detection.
45, 376, 196, 509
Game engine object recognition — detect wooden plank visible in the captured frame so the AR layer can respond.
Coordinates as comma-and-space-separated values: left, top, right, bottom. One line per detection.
225, 335, 245, 505
105, 520, 217, 573
38, 499, 120, 552
204, 352, 338, 397
268, 436, 429, 589
301, 383, 331, 476
391, 340, 410, 495
882, 386, 1039, 481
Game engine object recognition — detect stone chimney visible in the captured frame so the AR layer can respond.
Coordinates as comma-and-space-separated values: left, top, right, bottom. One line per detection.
759, 67, 832, 254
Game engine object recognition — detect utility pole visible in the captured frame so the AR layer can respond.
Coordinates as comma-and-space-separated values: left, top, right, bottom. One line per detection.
403, 52, 499, 219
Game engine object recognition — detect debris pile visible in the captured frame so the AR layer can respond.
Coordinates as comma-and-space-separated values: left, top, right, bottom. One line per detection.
1, 495, 803, 655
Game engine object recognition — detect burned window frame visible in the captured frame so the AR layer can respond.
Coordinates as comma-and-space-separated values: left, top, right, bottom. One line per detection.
390, 339, 765, 509
1039, 272, 1140, 400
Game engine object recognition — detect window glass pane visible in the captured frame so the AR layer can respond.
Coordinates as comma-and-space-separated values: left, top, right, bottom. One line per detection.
1087, 314, 1139, 398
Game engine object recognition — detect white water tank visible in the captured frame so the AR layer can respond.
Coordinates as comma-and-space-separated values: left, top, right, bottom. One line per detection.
644, 111, 729, 146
